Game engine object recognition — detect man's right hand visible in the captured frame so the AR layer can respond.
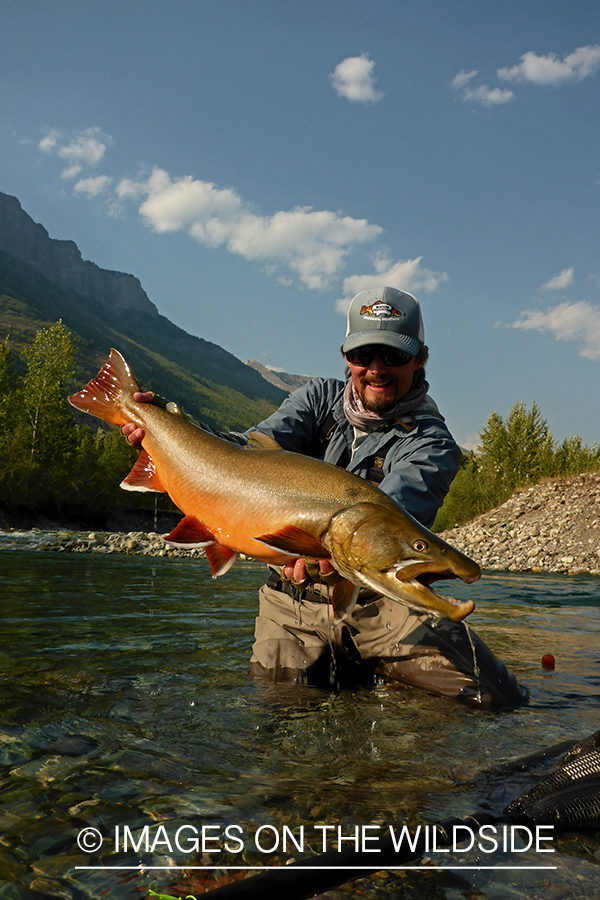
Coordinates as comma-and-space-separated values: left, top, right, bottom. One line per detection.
120, 392, 153, 445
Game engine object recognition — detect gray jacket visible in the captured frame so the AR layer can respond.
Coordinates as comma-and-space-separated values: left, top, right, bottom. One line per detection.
248, 377, 461, 529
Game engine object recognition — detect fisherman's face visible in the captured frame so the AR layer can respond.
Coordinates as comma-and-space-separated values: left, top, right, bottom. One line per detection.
347, 348, 424, 414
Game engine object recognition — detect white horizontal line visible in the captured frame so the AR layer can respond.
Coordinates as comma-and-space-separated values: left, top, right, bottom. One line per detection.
75, 865, 558, 871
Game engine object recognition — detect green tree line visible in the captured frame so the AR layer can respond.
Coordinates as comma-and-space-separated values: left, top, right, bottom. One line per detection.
434, 400, 600, 531
0, 322, 155, 524
1, 322, 598, 530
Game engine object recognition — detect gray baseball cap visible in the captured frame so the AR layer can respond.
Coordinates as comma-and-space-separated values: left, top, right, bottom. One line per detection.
342, 286, 424, 356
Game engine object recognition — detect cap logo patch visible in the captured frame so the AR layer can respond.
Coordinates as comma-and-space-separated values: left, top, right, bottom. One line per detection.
360, 302, 403, 320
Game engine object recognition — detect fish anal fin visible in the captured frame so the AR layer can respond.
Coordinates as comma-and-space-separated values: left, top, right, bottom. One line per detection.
163, 515, 216, 548
255, 526, 330, 559
331, 580, 360, 622
121, 449, 167, 493
205, 543, 239, 577
246, 431, 284, 451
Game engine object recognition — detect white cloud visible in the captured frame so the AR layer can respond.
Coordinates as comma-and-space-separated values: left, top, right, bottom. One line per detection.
452, 69, 479, 91
498, 45, 600, 85
461, 435, 482, 454
39, 127, 111, 179
330, 54, 384, 104
511, 300, 600, 359
461, 84, 515, 106
335, 254, 447, 312
40, 125, 447, 296
541, 267, 574, 291
118, 167, 382, 291
451, 70, 479, 90
73, 175, 113, 198
452, 72, 514, 106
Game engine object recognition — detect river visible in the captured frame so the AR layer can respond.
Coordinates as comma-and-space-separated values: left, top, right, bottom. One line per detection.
1, 534, 599, 899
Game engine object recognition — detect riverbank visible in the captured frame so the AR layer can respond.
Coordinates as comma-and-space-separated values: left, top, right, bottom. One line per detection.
0, 528, 206, 557
1, 471, 599, 573
440, 471, 600, 575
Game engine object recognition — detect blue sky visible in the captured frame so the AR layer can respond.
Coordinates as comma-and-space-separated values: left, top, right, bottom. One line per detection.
1, 0, 599, 448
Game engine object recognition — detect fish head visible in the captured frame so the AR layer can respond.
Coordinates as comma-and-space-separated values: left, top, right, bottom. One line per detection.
325, 502, 480, 621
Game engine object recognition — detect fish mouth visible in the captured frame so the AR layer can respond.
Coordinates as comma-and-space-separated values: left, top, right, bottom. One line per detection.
412, 571, 472, 607
396, 567, 478, 621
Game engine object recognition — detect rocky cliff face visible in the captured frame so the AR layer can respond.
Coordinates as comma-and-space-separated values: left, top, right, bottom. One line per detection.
245, 359, 310, 393
440, 472, 600, 575
0, 192, 158, 315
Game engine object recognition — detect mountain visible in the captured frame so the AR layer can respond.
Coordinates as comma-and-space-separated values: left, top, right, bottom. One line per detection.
245, 359, 310, 393
0, 192, 287, 430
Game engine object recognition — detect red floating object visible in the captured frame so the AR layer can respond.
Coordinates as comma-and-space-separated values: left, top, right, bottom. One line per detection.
541, 653, 555, 669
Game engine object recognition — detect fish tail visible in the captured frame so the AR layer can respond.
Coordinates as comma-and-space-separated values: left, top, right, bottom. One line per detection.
68, 348, 141, 426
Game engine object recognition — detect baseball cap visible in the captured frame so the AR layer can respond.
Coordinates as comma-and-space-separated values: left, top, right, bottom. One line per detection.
342, 286, 424, 356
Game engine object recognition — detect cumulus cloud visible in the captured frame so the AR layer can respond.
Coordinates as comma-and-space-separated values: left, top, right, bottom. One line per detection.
451, 71, 514, 106
452, 44, 600, 108
40, 125, 448, 296
117, 167, 382, 290
541, 267, 574, 291
511, 300, 600, 359
330, 54, 384, 104
451, 70, 479, 90
498, 44, 600, 85
73, 175, 113, 198
39, 127, 111, 179
336, 253, 447, 312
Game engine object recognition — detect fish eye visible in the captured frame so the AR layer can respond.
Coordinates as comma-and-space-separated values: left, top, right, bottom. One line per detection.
413, 540, 429, 553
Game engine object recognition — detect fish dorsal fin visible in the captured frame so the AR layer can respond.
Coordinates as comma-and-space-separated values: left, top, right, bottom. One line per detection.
205, 543, 239, 577
163, 515, 216, 547
254, 526, 330, 559
246, 431, 284, 451
121, 449, 167, 493
331, 580, 360, 622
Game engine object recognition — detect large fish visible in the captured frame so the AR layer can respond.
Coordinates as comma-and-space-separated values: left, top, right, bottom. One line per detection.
69, 349, 480, 621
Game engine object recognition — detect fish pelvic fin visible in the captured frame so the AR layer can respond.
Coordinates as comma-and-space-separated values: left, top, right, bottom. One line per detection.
205, 543, 239, 578
121, 449, 167, 493
331, 580, 360, 623
255, 526, 330, 559
68, 348, 140, 426
163, 515, 216, 547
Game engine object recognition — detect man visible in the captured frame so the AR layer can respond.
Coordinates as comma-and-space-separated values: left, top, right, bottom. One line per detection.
123, 286, 528, 708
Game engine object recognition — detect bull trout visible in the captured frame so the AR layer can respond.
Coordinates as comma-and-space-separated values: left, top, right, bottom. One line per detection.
69, 349, 480, 621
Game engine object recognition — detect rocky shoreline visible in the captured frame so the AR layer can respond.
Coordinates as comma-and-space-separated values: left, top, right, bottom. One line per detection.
1, 471, 599, 575
0, 528, 209, 558
440, 471, 600, 575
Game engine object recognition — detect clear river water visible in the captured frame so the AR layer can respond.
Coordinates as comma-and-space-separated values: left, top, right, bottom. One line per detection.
1, 532, 599, 899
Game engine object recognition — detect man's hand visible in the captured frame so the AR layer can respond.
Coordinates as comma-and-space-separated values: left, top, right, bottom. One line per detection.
282, 558, 337, 587
120, 392, 153, 445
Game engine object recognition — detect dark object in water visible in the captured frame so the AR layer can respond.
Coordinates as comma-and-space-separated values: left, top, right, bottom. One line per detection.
202, 730, 600, 899
505, 729, 600, 827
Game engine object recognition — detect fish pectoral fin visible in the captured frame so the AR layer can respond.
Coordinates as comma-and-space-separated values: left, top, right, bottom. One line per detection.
121, 449, 167, 493
204, 543, 239, 577
255, 526, 330, 559
331, 580, 360, 622
163, 515, 216, 547
245, 431, 284, 451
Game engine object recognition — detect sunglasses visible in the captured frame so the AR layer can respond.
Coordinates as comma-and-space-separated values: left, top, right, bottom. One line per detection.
345, 345, 414, 368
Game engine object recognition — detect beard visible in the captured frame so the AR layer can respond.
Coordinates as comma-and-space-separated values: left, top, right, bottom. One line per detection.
356, 374, 403, 415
